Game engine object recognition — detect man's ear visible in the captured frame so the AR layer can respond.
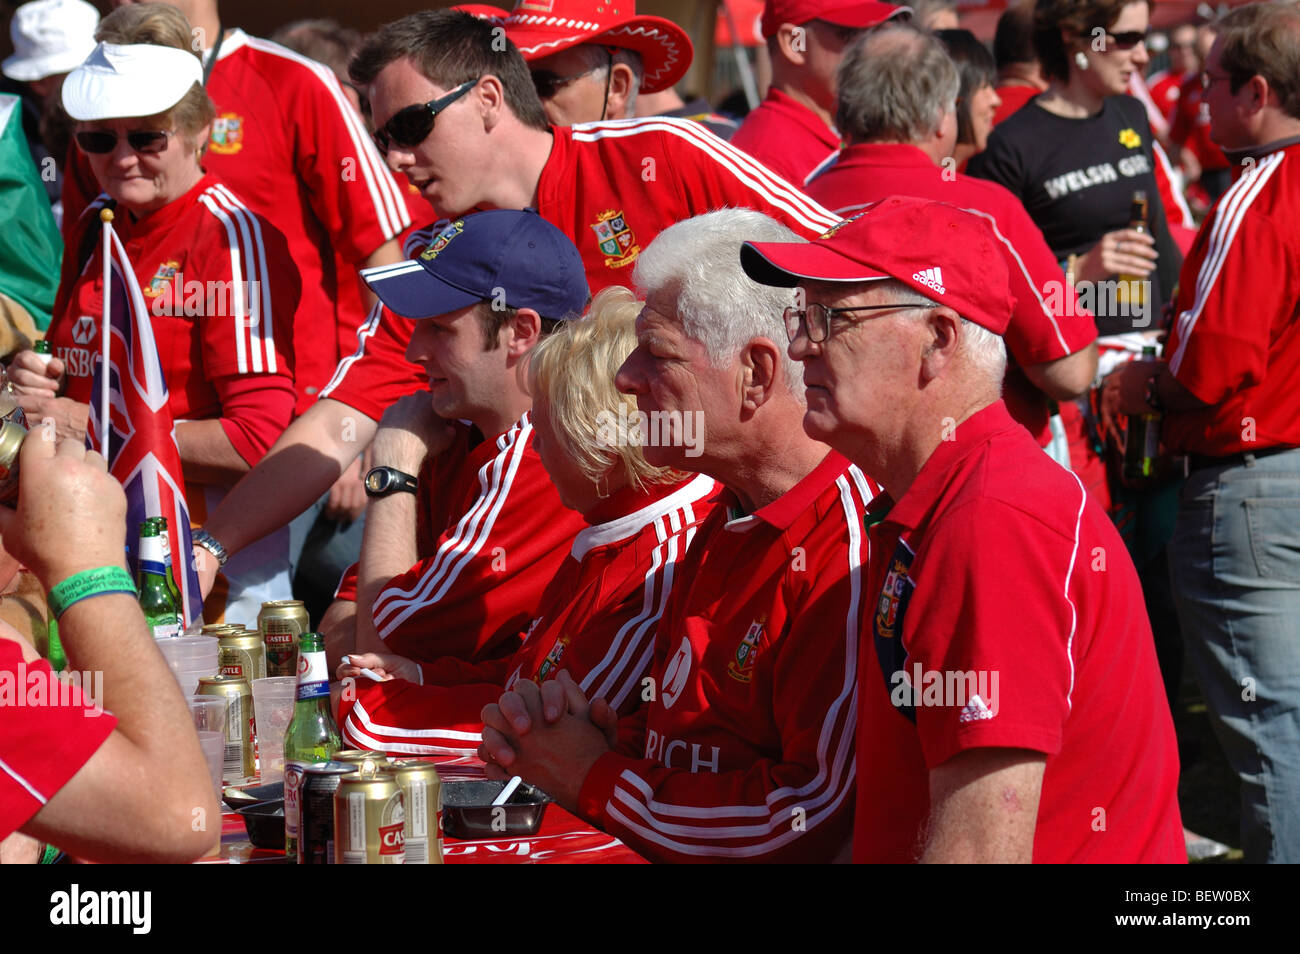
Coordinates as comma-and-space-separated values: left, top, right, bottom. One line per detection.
775, 24, 809, 67
478, 75, 506, 130
919, 307, 962, 382
738, 337, 783, 413
506, 307, 543, 357
606, 63, 639, 120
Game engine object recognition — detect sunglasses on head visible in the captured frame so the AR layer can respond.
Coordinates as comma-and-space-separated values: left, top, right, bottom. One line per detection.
1106, 30, 1148, 50
75, 129, 175, 155
372, 79, 479, 156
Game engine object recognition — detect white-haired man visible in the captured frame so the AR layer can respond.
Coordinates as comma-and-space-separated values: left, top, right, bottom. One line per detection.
742, 195, 1184, 862
478, 208, 877, 864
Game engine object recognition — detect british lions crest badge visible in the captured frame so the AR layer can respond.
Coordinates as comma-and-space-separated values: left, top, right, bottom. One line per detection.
209, 113, 245, 155
591, 209, 640, 269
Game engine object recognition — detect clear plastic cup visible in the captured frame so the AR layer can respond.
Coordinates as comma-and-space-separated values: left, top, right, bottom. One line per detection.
189, 696, 227, 800
251, 676, 296, 784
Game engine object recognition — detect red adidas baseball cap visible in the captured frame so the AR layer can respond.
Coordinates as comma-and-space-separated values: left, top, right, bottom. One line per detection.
740, 196, 1015, 335
504, 0, 692, 93
760, 1, 910, 39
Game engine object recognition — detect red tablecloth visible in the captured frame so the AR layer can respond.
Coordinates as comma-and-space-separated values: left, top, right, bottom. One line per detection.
209, 757, 646, 865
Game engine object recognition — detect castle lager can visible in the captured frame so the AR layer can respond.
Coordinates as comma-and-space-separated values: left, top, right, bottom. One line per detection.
259, 600, 309, 677
0, 417, 28, 507
197, 674, 255, 782
299, 761, 358, 864
331, 749, 389, 774
391, 760, 443, 865
334, 769, 405, 864
217, 629, 266, 682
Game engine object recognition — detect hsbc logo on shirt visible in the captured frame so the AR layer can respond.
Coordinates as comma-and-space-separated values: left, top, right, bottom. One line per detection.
71, 316, 97, 345
660, 636, 693, 710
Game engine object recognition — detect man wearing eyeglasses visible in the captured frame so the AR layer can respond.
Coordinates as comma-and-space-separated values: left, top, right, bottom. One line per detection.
731, 1, 909, 186
742, 195, 1185, 862
192, 9, 840, 610
1107, 1, 1300, 864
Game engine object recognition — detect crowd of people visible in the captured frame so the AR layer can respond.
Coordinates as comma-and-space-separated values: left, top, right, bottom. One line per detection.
0, 0, 1296, 865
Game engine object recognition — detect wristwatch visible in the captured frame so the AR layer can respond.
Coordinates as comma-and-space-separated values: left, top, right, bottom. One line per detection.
365, 466, 419, 498
191, 528, 228, 567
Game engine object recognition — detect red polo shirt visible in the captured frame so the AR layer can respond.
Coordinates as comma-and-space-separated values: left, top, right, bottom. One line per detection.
856, 401, 1184, 863
992, 84, 1041, 126
732, 88, 840, 187
1165, 141, 1300, 455
806, 143, 1097, 445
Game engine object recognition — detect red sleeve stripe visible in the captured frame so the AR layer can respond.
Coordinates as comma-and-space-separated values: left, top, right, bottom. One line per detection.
197, 184, 278, 375
320, 299, 384, 400
373, 417, 532, 637
597, 475, 865, 857
244, 36, 410, 239
1062, 471, 1087, 711
571, 117, 840, 233
341, 699, 481, 757
1169, 152, 1283, 376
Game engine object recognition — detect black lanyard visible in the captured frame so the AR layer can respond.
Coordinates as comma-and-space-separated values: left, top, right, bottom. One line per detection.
202, 22, 225, 86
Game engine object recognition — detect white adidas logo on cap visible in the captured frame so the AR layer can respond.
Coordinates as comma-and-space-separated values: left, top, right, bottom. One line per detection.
912, 266, 946, 295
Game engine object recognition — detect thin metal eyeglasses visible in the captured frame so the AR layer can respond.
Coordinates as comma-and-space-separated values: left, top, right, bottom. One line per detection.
372, 79, 478, 156
75, 129, 175, 155
783, 302, 921, 343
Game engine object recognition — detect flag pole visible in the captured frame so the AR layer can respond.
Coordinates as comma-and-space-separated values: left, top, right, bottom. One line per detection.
99, 208, 114, 453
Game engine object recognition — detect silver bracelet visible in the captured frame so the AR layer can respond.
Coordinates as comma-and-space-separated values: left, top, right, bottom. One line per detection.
191, 528, 229, 567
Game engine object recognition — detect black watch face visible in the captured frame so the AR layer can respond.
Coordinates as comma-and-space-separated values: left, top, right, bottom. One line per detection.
366, 469, 389, 494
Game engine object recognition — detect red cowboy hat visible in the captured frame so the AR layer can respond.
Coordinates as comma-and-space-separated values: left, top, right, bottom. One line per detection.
504, 0, 693, 93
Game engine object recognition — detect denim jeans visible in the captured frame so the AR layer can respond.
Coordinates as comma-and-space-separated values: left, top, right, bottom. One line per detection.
1169, 448, 1300, 862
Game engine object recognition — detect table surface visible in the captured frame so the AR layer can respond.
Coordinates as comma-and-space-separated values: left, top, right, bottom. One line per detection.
207, 757, 646, 865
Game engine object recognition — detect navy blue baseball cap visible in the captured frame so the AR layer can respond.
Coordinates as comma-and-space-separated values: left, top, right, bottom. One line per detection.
361, 208, 590, 321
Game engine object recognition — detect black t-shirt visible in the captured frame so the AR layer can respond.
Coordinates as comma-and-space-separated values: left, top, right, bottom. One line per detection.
968, 95, 1182, 336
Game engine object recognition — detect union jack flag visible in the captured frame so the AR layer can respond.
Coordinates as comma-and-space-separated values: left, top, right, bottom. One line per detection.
86, 221, 203, 626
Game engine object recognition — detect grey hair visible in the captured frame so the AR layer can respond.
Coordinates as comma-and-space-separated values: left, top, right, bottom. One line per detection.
568, 43, 643, 114
883, 280, 1008, 384
633, 209, 807, 394
837, 23, 960, 144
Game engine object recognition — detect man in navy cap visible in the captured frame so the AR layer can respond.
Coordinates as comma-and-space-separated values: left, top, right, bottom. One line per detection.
323, 209, 592, 703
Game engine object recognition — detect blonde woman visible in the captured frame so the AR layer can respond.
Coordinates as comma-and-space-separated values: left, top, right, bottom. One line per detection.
337, 287, 719, 755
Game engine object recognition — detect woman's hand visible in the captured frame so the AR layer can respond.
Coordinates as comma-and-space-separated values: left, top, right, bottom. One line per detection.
6, 349, 64, 397
1074, 228, 1158, 285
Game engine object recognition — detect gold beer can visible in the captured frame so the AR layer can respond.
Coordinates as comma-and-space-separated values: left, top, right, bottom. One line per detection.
0, 417, 28, 507
334, 768, 405, 864
218, 630, 266, 683
331, 749, 389, 774
197, 674, 256, 782
391, 760, 443, 864
259, 601, 309, 677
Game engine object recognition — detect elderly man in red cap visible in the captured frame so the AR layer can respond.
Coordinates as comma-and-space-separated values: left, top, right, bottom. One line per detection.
731, 1, 909, 184
502, 0, 692, 125
741, 196, 1186, 863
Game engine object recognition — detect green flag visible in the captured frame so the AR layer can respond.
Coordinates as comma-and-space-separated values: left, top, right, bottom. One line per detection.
0, 93, 62, 331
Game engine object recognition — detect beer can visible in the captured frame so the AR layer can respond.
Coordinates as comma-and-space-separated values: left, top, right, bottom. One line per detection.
259, 601, 310, 677
331, 749, 389, 774
299, 762, 358, 864
391, 760, 443, 864
218, 629, 266, 683
334, 769, 405, 864
0, 418, 27, 507
197, 674, 256, 782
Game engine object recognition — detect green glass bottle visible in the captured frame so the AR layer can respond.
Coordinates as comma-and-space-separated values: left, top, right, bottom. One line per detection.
1123, 344, 1162, 481
137, 519, 183, 638
33, 339, 54, 363
283, 632, 340, 863
146, 516, 185, 614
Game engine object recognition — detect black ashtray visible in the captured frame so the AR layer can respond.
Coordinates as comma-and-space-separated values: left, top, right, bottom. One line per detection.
223, 781, 284, 809
236, 799, 285, 850
441, 780, 549, 839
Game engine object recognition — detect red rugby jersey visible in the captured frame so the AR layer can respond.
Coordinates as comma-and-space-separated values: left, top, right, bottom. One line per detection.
575, 454, 880, 864
320, 117, 840, 421
338, 474, 721, 756
1170, 74, 1230, 175
370, 413, 589, 666
49, 174, 297, 465
1, 643, 117, 838
62, 31, 412, 416
855, 402, 1185, 863
1164, 142, 1300, 455
731, 88, 840, 187
992, 84, 1041, 126
805, 143, 1098, 444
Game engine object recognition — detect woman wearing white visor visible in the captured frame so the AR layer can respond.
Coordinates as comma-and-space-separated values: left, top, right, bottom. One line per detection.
7, 5, 300, 625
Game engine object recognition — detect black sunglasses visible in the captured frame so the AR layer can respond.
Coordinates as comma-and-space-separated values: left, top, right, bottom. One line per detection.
372, 79, 478, 156
75, 129, 175, 155
1106, 30, 1149, 50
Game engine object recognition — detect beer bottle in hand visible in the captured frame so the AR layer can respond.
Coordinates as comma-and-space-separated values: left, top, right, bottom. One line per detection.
138, 519, 183, 638
1123, 345, 1162, 481
284, 632, 340, 863
147, 516, 185, 612
1116, 190, 1150, 312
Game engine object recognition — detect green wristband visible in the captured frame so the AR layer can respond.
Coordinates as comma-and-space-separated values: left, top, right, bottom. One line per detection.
48, 566, 137, 619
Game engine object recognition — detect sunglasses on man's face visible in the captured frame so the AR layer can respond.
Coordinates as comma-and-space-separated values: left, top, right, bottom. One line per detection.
75, 129, 175, 155
372, 79, 479, 156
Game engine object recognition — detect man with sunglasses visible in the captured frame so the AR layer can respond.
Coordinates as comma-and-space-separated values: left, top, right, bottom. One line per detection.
1107, 1, 1300, 864
501, 0, 689, 126
732, 1, 909, 186
192, 9, 839, 602
742, 195, 1185, 862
